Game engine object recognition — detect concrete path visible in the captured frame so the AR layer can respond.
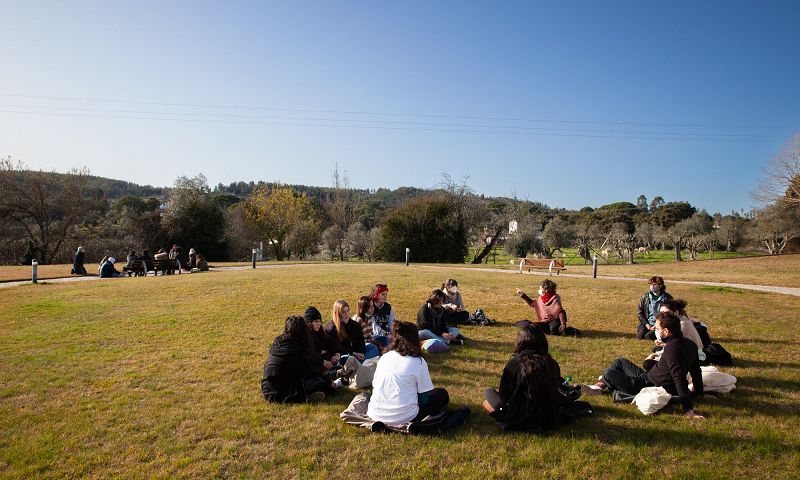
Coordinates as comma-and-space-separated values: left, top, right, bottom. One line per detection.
2, 263, 799, 298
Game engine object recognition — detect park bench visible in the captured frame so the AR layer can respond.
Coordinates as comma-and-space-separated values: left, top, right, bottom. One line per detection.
518, 258, 565, 275
122, 258, 182, 276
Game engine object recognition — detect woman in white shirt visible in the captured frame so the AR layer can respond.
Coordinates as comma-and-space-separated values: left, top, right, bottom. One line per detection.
367, 321, 449, 425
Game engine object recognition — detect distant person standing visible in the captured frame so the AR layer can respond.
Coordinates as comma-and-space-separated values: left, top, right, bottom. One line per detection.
71, 246, 87, 275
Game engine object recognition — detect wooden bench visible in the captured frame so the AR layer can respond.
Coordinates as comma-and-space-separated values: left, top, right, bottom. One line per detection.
518, 258, 565, 275
122, 258, 182, 276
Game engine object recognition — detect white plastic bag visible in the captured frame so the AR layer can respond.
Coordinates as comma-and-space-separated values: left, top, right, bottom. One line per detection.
690, 365, 737, 394
632, 386, 673, 415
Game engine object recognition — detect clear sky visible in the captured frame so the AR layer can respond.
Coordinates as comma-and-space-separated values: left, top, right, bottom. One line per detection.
1, 1, 798, 214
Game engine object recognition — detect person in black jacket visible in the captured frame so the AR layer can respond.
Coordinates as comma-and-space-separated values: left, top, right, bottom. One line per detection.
325, 300, 376, 364
637, 276, 673, 340
71, 246, 87, 275
583, 312, 705, 419
304, 306, 340, 380
416, 289, 463, 345
482, 323, 581, 430
261, 316, 333, 403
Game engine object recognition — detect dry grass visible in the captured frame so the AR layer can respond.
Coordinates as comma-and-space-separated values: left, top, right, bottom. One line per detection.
0, 264, 82, 282
1, 264, 799, 479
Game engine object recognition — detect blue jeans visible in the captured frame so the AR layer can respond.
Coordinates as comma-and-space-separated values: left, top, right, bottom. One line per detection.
418, 327, 460, 343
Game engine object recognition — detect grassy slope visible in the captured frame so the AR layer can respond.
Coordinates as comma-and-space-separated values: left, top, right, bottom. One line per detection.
0, 264, 798, 479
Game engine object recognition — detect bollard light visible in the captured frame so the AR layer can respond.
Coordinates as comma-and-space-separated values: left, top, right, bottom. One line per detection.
252, 248, 257, 269
32, 259, 38, 284
592, 254, 598, 279
405, 247, 410, 266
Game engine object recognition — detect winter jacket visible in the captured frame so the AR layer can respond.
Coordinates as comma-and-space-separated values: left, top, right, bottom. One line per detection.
637, 291, 673, 327
261, 334, 323, 402
324, 319, 367, 356
99, 261, 119, 278
416, 303, 448, 336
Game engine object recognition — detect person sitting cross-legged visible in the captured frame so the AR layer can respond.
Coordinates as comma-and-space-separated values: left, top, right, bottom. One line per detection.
483, 323, 588, 430
515, 279, 569, 335
637, 276, 673, 340
582, 311, 705, 419
366, 321, 450, 426
416, 289, 463, 346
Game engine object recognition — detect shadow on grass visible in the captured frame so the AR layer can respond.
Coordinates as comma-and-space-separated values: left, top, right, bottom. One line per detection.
711, 336, 800, 347
734, 358, 800, 370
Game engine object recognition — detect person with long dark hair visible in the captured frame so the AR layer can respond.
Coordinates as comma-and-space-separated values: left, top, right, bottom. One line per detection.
367, 321, 449, 426
261, 315, 332, 403
483, 324, 582, 430
417, 289, 463, 345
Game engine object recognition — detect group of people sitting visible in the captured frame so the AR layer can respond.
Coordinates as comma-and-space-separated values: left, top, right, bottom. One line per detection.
262, 274, 721, 432
72, 244, 209, 278
581, 276, 721, 419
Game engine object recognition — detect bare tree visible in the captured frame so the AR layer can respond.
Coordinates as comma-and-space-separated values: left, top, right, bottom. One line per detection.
754, 133, 800, 210
748, 205, 800, 254
0, 157, 101, 264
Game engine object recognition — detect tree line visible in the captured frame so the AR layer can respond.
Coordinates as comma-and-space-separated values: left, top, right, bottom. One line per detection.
1, 135, 799, 265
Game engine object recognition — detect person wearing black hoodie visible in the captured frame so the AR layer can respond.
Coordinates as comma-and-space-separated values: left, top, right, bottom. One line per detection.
261, 315, 333, 403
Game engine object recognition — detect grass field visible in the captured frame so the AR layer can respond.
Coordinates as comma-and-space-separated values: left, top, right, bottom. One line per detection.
1, 264, 799, 479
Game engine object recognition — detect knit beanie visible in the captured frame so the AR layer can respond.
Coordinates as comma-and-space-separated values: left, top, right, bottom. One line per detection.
303, 306, 322, 324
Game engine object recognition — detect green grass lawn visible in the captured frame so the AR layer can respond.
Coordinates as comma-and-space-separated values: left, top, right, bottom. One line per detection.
1, 264, 799, 479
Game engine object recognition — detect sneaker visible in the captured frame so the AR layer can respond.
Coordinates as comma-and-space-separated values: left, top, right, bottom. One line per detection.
450, 338, 464, 346
332, 378, 345, 389
306, 391, 325, 403
579, 384, 607, 396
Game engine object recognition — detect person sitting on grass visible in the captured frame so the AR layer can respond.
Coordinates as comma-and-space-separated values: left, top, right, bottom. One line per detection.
370, 283, 395, 340
442, 278, 470, 326
304, 306, 344, 388
515, 279, 569, 335
325, 300, 379, 364
261, 315, 334, 403
417, 289, 464, 345
195, 254, 209, 272
582, 311, 705, 419
655, 299, 706, 363
354, 295, 388, 351
637, 276, 673, 340
99, 257, 121, 278
483, 323, 587, 430
367, 321, 450, 426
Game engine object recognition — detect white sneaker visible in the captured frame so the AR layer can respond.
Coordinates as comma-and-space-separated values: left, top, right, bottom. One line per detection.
333, 378, 345, 389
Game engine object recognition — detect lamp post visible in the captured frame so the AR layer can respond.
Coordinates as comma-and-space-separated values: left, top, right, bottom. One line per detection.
405, 248, 410, 266
252, 249, 257, 269
592, 254, 598, 278
32, 259, 38, 284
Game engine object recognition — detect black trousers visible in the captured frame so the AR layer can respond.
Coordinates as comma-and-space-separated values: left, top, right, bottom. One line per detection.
413, 387, 450, 421
637, 323, 657, 340
602, 358, 653, 395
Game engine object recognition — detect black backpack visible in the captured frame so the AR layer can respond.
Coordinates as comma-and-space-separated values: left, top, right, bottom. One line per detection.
703, 343, 732, 366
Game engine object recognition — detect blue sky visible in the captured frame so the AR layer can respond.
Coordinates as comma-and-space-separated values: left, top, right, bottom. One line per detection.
1, 1, 798, 214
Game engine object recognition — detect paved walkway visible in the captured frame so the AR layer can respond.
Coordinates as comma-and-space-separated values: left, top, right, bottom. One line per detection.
2, 263, 799, 298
